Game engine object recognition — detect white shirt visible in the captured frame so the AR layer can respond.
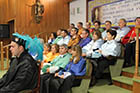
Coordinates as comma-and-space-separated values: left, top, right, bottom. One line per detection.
57, 35, 71, 45
100, 40, 121, 57
102, 28, 116, 40
82, 38, 104, 56
115, 26, 130, 42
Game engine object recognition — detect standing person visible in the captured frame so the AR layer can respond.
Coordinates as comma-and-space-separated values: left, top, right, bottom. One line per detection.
49, 45, 86, 93
0, 33, 39, 92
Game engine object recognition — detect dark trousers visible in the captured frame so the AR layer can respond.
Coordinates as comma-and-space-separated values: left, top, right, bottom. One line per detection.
124, 40, 140, 66
50, 75, 75, 93
40, 73, 54, 93
124, 42, 135, 66
95, 57, 116, 79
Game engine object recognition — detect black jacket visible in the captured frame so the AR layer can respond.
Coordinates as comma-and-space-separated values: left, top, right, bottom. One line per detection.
0, 51, 38, 93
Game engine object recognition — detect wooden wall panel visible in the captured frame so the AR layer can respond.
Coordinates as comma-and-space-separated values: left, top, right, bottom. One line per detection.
0, 0, 70, 43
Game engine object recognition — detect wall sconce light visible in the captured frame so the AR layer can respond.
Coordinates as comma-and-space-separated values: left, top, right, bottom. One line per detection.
34, 0, 44, 24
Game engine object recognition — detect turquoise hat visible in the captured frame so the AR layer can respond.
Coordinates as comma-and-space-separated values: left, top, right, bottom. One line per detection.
12, 33, 44, 61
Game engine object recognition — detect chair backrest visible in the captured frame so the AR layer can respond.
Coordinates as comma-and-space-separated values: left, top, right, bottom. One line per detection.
75, 58, 93, 79
19, 61, 41, 93
32, 61, 41, 93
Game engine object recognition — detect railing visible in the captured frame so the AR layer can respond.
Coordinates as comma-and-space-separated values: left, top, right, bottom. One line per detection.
134, 26, 140, 79
0, 42, 10, 70
0, 31, 48, 70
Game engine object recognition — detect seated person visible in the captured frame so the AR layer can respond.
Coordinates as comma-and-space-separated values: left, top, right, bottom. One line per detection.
121, 17, 140, 67
78, 29, 92, 48
57, 29, 71, 45
67, 23, 75, 36
93, 21, 104, 33
0, 33, 39, 92
40, 44, 71, 93
82, 30, 104, 57
41, 44, 59, 68
48, 32, 57, 44
77, 22, 84, 36
102, 20, 116, 41
115, 18, 130, 42
43, 45, 86, 93
90, 29, 121, 86
85, 22, 94, 38
52, 29, 63, 44
43, 43, 51, 60
68, 27, 80, 47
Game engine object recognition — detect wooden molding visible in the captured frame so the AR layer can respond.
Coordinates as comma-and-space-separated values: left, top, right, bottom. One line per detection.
65, 0, 74, 3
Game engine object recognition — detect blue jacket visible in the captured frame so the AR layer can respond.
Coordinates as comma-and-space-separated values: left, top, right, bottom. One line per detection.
78, 37, 91, 48
58, 57, 86, 76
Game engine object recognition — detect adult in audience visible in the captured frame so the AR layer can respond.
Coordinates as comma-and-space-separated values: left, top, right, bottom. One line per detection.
48, 32, 57, 44
115, 18, 130, 42
122, 17, 140, 67
67, 23, 75, 35
102, 20, 115, 40
41, 44, 59, 68
43, 43, 51, 61
57, 29, 71, 45
77, 22, 84, 36
40, 44, 71, 93
78, 29, 91, 48
82, 30, 104, 57
94, 20, 104, 33
68, 27, 80, 47
86, 22, 94, 38
52, 29, 63, 44
90, 29, 121, 86
49, 45, 86, 93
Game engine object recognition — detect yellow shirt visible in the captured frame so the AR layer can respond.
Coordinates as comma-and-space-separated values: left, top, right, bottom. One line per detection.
44, 52, 59, 63
41, 52, 59, 68
78, 28, 84, 36
68, 35, 80, 47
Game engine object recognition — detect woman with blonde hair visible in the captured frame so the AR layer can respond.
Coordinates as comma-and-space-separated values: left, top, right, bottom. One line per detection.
43, 45, 86, 93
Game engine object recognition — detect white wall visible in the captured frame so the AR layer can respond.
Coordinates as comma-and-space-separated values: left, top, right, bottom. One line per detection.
70, 0, 87, 28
